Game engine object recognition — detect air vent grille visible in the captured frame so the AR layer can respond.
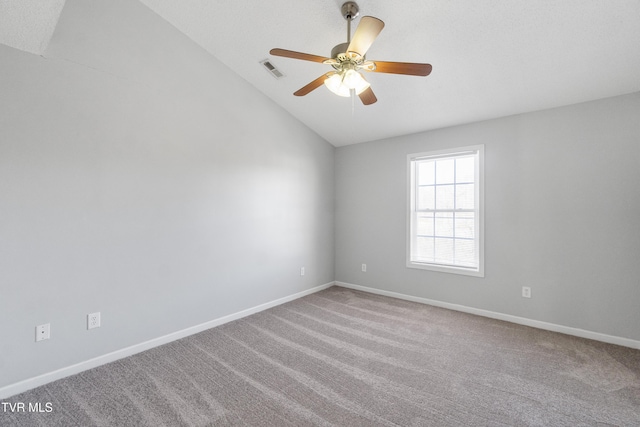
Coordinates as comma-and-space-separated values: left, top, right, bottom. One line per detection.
260, 59, 285, 79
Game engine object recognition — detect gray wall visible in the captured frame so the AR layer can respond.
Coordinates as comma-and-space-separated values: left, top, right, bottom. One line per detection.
0, 0, 334, 388
336, 92, 640, 342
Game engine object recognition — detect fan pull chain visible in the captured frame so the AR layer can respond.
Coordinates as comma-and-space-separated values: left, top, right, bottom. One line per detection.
351, 88, 356, 119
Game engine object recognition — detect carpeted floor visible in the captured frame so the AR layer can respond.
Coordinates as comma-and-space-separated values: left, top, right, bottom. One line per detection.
2, 286, 639, 426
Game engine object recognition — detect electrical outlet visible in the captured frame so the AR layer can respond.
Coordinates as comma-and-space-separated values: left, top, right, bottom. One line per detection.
362, 263, 367, 272
87, 312, 101, 330
300, 267, 305, 276
522, 287, 531, 298
36, 323, 50, 342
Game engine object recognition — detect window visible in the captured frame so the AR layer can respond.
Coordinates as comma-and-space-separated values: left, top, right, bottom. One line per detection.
407, 145, 484, 277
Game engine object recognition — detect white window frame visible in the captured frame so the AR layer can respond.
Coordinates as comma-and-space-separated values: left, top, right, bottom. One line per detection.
407, 145, 484, 277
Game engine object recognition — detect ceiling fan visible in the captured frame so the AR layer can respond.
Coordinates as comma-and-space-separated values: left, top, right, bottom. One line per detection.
269, 1, 432, 105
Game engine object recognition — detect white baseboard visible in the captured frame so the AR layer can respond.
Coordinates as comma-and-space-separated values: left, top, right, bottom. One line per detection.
335, 281, 640, 350
0, 282, 335, 400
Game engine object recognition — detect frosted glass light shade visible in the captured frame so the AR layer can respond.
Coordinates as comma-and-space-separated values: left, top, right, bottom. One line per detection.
324, 70, 370, 97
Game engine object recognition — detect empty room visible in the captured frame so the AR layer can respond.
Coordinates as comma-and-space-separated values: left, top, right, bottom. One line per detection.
1, 0, 639, 425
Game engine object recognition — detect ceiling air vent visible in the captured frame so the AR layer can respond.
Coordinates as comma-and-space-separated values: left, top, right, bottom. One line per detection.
260, 59, 285, 79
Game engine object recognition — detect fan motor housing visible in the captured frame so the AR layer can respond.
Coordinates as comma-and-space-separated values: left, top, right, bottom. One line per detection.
331, 42, 349, 60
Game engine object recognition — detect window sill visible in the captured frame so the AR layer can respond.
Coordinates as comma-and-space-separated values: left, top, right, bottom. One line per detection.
407, 261, 484, 278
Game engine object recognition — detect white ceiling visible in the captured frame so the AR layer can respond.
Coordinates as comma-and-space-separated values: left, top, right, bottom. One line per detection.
0, 0, 65, 55
3, 0, 640, 146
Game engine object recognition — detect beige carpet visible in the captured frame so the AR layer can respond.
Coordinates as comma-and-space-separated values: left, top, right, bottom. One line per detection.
2, 286, 639, 426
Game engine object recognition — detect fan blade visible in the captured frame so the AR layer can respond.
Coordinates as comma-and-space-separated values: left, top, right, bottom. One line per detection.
347, 16, 385, 57
294, 72, 336, 96
371, 61, 432, 76
270, 48, 330, 63
358, 87, 377, 105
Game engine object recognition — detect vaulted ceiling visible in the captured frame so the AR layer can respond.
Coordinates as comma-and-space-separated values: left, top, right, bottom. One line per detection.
3, 0, 640, 146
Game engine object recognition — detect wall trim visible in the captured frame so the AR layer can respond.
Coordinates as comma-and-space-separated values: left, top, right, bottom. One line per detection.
0, 282, 335, 400
335, 281, 640, 350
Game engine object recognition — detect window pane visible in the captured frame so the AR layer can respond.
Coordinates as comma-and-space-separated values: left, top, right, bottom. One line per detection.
435, 159, 455, 184
416, 237, 434, 261
418, 161, 435, 185
454, 239, 476, 267
435, 213, 454, 237
434, 238, 454, 264
417, 213, 435, 236
456, 157, 474, 183
418, 186, 435, 210
455, 183, 475, 210
454, 214, 475, 238
435, 185, 454, 210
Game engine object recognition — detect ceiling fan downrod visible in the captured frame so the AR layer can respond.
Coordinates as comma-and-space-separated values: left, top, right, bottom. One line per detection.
341, 1, 359, 43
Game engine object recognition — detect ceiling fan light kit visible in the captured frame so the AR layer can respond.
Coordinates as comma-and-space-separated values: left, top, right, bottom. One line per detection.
270, 2, 432, 105
324, 69, 370, 97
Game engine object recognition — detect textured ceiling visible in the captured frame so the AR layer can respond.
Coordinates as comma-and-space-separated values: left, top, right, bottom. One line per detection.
0, 0, 65, 55
3, 0, 640, 146
139, 0, 640, 146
